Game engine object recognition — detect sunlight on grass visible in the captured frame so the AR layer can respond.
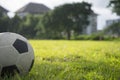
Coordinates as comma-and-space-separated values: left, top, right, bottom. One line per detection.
3, 40, 120, 80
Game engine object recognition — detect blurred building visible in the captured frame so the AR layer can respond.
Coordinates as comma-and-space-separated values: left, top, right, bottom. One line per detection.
72, 13, 97, 35
16, 2, 50, 18
0, 5, 9, 16
84, 13, 97, 34
106, 19, 120, 27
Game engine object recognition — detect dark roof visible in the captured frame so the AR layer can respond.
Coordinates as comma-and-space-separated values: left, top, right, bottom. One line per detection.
0, 6, 9, 13
16, 2, 50, 14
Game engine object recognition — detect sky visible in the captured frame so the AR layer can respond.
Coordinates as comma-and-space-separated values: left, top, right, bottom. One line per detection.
0, 0, 119, 30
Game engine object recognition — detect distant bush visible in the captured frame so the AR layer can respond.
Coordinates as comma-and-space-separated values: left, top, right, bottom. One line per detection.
90, 35, 104, 40
73, 34, 103, 40
74, 35, 91, 40
72, 34, 120, 41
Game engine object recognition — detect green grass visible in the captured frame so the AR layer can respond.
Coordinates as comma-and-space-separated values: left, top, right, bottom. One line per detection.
3, 40, 120, 80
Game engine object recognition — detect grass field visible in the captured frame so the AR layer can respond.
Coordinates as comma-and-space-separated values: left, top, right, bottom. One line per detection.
4, 40, 120, 80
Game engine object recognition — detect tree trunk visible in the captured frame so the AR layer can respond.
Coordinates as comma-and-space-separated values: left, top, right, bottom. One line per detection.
66, 30, 71, 40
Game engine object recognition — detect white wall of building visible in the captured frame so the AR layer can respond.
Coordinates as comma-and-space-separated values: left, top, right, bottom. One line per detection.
85, 13, 97, 34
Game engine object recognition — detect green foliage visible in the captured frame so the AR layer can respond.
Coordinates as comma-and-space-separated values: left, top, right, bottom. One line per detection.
40, 2, 93, 40
9, 15, 22, 32
0, 2, 94, 40
73, 34, 105, 40
0, 13, 41, 38
109, 0, 120, 15
18, 15, 40, 38
0, 12, 119, 40
73, 35, 91, 40
0, 12, 10, 32
2, 40, 120, 80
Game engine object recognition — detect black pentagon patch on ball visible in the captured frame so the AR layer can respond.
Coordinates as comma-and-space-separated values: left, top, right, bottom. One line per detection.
1, 65, 20, 77
13, 39, 28, 54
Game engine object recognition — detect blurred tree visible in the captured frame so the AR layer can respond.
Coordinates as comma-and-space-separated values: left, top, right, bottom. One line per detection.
109, 0, 120, 15
0, 12, 10, 32
37, 12, 63, 39
36, 13, 48, 39
19, 15, 40, 38
41, 2, 93, 40
9, 15, 22, 32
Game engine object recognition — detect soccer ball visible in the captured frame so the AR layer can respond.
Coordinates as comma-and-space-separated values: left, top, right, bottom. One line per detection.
0, 32, 34, 77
